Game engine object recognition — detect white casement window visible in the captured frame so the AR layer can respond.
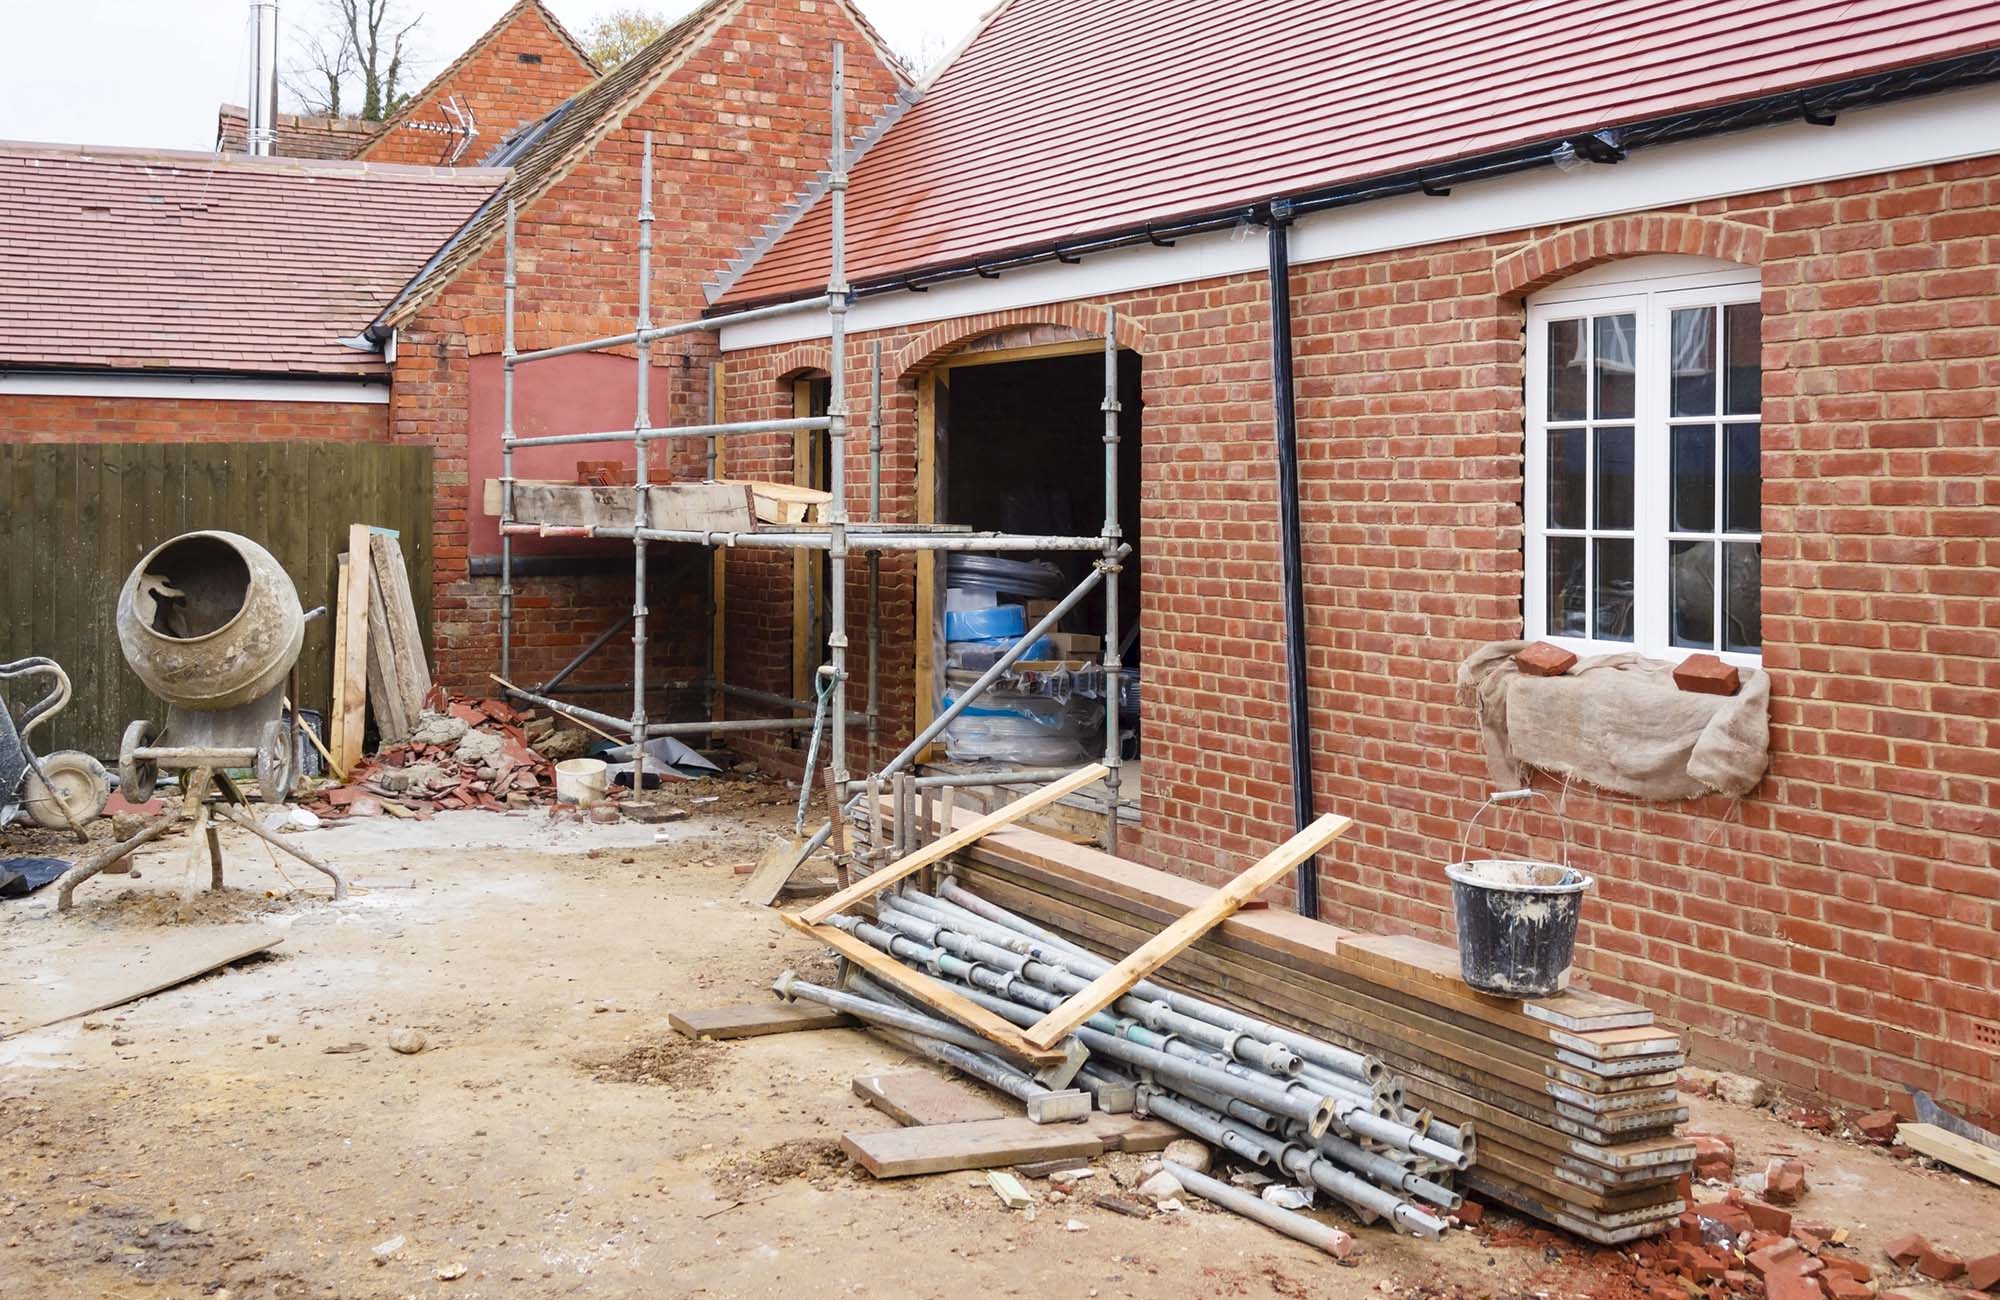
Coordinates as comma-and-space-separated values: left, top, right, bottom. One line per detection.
1524, 257, 1764, 665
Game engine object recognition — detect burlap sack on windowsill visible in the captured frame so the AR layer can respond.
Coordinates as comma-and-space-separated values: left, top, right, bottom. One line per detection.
1457, 641, 1770, 800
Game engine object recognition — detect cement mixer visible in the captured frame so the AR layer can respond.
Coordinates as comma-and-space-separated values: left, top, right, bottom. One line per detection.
57, 530, 347, 912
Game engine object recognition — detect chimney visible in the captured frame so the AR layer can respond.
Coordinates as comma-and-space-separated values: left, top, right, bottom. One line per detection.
248, 1, 280, 156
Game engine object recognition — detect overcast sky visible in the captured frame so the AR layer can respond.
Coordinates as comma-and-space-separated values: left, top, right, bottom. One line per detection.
1, 0, 988, 153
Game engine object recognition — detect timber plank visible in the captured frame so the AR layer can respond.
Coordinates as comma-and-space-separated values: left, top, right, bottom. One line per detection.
798, 765, 1108, 925
1895, 1123, 2000, 1186
668, 1001, 855, 1040
842, 1116, 1105, 1178
782, 914, 1067, 1065
853, 1072, 1010, 1127
1021, 813, 1352, 1049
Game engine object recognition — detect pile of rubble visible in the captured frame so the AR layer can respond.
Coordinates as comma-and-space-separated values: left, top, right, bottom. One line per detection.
304, 697, 594, 820
1622, 1135, 2000, 1300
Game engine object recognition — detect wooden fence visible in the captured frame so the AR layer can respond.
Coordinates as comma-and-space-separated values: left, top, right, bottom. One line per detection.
0, 441, 433, 758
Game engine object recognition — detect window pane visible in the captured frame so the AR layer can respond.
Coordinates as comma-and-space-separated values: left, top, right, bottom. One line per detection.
1594, 538, 1634, 642
1724, 541, 1762, 652
1547, 318, 1587, 421
1669, 539, 1716, 649
1670, 306, 1716, 416
1723, 423, 1761, 534
1547, 536, 1585, 636
1548, 428, 1586, 529
1594, 426, 1634, 530
1672, 426, 1716, 532
1593, 314, 1636, 419
1724, 302, 1762, 416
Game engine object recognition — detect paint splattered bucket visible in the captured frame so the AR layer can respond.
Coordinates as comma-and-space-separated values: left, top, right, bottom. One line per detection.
1445, 791, 1592, 998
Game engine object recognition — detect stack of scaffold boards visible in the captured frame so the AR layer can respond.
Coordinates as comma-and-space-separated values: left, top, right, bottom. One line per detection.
767, 773, 1692, 1248
939, 826, 1694, 1243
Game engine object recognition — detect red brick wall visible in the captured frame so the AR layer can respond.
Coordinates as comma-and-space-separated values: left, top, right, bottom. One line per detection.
718, 156, 2000, 1121
389, 0, 907, 703
0, 393, 386, 442
356, 3, 595, 168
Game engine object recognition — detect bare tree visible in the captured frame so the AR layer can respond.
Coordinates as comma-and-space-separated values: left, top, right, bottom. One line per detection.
581, 6, 677, 71
283, 0, 427, 121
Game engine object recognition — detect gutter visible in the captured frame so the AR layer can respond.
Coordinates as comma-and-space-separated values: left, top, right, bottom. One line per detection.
714, 46, 2000, 312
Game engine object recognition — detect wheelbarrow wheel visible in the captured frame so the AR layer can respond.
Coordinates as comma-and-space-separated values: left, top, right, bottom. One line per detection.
119, 720, 159, 803
24, 750, 111, 829
256, 718, 297, 805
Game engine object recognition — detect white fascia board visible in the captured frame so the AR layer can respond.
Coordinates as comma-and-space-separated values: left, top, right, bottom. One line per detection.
0, 371, 390, 404
721, 81, 2000, 355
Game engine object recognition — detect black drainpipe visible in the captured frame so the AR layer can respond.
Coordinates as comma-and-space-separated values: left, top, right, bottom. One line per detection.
1264, 199, 1320, 920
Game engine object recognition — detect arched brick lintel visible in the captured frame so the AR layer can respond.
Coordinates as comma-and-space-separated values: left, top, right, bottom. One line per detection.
1494, 215, 1768, 299
770, 345, 833, 383
892, 303, 1149, 382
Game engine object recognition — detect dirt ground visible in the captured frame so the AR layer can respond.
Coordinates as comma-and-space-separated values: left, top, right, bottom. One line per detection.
3, 789, 1996, 1300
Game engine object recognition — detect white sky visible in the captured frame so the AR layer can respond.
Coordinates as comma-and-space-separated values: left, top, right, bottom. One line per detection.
0, 0, 989, 152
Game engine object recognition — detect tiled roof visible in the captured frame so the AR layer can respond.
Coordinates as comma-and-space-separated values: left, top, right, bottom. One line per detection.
0, 143, 505, 378
721, 0, 2000, 304
377, 0, 738, 325
215, 104, 384, 159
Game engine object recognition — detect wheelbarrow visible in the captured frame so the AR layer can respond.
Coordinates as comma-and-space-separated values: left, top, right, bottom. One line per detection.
0, 657, 111, 840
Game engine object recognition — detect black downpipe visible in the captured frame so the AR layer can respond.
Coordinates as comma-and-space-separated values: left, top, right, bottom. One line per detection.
1264, 201, 1319, 921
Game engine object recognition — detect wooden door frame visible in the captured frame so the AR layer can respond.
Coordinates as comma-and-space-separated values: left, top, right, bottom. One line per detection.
913, 337, 1109, 745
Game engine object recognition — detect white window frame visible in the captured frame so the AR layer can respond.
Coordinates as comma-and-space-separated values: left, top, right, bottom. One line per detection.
1524, 257, 1763, 668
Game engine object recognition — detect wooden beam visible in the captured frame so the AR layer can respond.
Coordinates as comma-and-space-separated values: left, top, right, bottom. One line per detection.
334, 526, 372, 773
668, 1001, 854, 1040
1898, 1122, 2000, 1186
796, 763, 1107, 926
781, 913, 1066, 1065
1020, 812, 1353, 1050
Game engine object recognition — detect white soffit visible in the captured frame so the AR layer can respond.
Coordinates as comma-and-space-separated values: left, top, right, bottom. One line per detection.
0, 372, 391, 404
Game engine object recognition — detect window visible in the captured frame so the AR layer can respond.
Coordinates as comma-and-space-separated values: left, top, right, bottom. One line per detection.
1525, 258, 1762, 663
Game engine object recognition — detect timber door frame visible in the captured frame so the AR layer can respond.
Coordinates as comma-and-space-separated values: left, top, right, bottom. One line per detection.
912, 337, 1111, 745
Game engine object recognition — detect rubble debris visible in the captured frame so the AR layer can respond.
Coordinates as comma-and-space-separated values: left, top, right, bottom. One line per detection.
1764, 1158, 1809, 1205
1163, 1138, 1212, 1174
388, 1028, 427, 1055
1691, 1133, 1737, 1181
1856, 1110, 1901, 1144
987, 1170, 1033, 1209
1918, 1244, 1968, 1282
1679, 1067, 1772, 1109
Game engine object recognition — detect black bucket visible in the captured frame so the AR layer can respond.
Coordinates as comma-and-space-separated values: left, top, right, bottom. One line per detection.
1445, 858, 1592, 997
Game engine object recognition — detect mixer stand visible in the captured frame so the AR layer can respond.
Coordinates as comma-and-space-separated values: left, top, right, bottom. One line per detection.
55, 767, 348, 913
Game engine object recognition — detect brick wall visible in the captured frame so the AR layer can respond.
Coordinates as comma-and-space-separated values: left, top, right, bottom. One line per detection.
389, 0, 907, 703
0, 393, 387, 442
718, 156, 2000, 1121
356, 3, 595, 168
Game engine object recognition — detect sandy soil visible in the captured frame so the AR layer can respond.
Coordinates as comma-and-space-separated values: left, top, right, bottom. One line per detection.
3, 794, 1996, 1300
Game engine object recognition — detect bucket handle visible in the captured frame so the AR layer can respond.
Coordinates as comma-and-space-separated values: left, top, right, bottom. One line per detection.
1454, 787, 1572, 872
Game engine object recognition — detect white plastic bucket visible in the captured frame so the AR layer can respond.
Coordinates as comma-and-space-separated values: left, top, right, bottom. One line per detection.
555, 758, 610, 807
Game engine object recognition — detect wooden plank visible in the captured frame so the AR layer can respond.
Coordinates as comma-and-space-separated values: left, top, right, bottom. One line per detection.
369, 530, 431, 721
720, 478, 832, 524
667, 1001, 855, 1040
329, 554, 352, 766
1083, 1111, 1181, 1153
841, 1116, 1105, 1179
1898, 1123, 2000, 1186
336, 524, 373, 772
509, 481, 755, 532
1021, 812, 1354, 1049
782, 913, 1067, 1065
853, 1072, 1010, 1127
797, 764, 1108, 925
363, 550, 409, 743
1, 932, 284, 1038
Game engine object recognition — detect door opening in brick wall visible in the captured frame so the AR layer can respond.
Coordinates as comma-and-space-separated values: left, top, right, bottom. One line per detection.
928, 344, 1144, 777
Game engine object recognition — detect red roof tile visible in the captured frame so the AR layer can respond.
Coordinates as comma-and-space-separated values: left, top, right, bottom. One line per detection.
721, 0, 2000, 304
0, 143, 504, 377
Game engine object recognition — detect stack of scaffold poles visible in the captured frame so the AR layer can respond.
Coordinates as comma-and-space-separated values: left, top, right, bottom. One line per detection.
925, 814, 1696, 1245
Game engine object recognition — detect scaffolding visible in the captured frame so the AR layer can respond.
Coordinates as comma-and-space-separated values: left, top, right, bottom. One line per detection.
496, 45, 1130, 866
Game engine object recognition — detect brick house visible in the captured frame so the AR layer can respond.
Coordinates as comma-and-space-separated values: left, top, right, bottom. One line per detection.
358, 0, 910, 696
693, 0, 2000, 1120
215, 0, 594, 165
0, 144, 501, 442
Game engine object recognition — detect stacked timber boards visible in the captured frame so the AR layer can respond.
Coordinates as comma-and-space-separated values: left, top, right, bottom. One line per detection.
934, 819, 1692, 1244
